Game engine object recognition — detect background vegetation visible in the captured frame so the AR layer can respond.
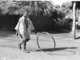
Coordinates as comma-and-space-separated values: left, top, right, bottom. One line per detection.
0, 1, 79, 32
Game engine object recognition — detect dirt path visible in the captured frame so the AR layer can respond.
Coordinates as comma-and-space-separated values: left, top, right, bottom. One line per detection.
0, 31, 80, 60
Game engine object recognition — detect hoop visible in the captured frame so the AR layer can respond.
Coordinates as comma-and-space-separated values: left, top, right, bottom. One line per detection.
37, 32, 56, 52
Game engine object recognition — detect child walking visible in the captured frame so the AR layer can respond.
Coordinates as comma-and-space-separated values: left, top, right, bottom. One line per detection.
15, 13, 35, 52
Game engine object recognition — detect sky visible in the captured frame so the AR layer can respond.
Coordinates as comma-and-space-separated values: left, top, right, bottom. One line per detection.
43, 0, 80, 6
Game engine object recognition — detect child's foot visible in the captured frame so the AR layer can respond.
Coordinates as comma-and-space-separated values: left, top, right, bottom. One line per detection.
26, 51, 30, 53
23, 50, 30, 53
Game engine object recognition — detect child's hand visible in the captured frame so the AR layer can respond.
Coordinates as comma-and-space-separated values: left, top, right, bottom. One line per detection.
16, 31, 18, 36
16, 32, 18, 36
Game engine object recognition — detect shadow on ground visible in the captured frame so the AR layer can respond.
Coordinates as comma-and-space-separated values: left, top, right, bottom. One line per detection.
75, 37, 80, 39
36, 47, 77, 52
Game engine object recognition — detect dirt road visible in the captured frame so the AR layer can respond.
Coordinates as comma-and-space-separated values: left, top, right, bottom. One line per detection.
0, 31, 80, 60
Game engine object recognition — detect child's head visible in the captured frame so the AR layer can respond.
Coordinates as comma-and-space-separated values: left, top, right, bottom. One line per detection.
23, 12, 30, 18
23, 13, 27, 17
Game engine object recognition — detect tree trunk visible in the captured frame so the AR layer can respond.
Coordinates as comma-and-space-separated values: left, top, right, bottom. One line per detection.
71, 2, 76, 39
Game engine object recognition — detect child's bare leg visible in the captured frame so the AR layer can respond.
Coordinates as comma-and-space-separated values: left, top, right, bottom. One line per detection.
19, 42, 23, 49
18, 34, 24, 49
19, 40, 25, 49
24, 41, 26, 50
23, 39, 29, 50
23, 39, 30, 53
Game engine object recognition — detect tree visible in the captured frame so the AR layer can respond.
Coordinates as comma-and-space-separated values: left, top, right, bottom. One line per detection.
72, 2, 77, 39
0, 1, 75, 32
0, 1, 57, 15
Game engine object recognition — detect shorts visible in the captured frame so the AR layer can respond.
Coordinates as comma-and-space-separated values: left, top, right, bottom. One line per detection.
19, 32, 30, 42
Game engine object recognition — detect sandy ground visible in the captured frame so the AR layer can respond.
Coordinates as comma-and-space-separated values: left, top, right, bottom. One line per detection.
0, 31, 80, 60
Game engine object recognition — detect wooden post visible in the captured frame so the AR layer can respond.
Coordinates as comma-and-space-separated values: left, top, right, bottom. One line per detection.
72, 2, 76, 39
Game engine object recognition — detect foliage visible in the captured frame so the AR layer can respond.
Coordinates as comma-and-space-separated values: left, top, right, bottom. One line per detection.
0, 1, 74, 22
0, 1, 57, 16
61, 1, 72, 14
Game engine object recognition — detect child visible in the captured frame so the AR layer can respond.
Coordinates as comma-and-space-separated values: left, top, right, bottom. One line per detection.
15, 13, 34, 52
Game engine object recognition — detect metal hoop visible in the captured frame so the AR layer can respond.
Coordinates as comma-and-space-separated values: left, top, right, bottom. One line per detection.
37, 32, 56, 52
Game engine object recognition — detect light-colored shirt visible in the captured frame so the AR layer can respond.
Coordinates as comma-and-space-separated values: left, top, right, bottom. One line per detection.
15, 16, 25, 35
15, 16, 35, 39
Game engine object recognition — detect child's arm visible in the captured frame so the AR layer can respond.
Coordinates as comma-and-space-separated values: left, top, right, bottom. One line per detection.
15, 18, 21, 36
